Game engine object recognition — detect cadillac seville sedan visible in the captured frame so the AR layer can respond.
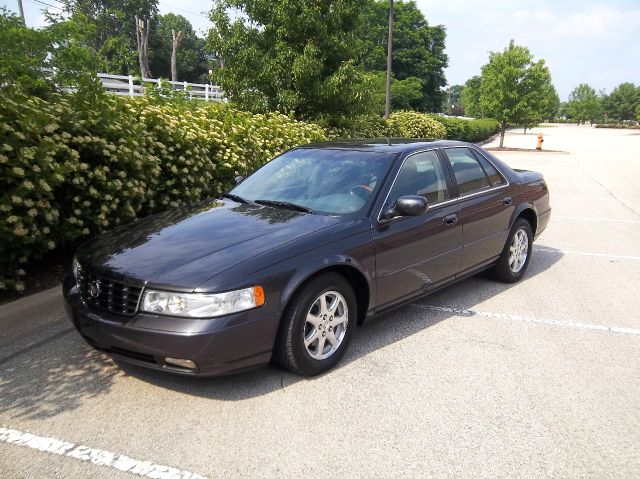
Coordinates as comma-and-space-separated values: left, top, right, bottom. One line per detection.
64, 140, 551, 377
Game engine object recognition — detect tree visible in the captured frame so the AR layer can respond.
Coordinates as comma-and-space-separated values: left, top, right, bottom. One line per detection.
543, 84, 560, 122
567, 84, 601, 125
358, 0, 448, 111
149, 13, 208, 83
602, 82, 639, 121
0, 10, 51, 96
49, 0, 158, 75
636, 104, 640, 122
135, 16, 152, 78
170, 29, 181, 82
460, 75, 482, 118
478, 41, 553, 147
208, 0, 379, 118
443, 84, 463, 114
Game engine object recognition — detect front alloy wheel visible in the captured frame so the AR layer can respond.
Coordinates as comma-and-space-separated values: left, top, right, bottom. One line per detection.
304, 291, 349, 360
275, 273, 357, 376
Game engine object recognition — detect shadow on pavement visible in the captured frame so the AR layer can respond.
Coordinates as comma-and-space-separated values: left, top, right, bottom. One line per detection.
120, 246, 564, 401
0, 247, 564, 415
0, 339, 121, 420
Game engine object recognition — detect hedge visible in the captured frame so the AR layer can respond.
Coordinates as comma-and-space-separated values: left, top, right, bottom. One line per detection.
0, 85, 325, 291
430, 116, 500, 143
0, 87, 499, 292
323, 111, 498, 143
594, 123, 640, 129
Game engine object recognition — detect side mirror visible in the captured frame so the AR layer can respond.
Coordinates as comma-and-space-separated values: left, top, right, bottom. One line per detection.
234, 175, 245, 185
395, 195, 428, 216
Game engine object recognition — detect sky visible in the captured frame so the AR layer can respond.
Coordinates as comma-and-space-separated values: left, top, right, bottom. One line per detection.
3, 0, 639, 99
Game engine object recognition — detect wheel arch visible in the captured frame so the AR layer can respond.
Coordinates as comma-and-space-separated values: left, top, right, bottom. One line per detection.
511, 204, 538, 236
281, 261, 371, 326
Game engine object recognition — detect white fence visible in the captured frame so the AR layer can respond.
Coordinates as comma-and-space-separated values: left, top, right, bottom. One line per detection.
97, 73, 225, 102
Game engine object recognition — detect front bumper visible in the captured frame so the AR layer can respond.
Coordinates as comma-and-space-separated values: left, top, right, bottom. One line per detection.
63, 276, 281, 377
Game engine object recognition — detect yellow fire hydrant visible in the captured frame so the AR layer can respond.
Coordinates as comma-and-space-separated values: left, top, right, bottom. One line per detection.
536, 133, 544, 150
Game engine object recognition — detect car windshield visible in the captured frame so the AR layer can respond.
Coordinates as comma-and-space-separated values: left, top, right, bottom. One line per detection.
230, 148, 396, 216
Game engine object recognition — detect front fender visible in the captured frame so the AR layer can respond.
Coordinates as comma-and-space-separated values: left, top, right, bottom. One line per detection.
278, 253, 375, 316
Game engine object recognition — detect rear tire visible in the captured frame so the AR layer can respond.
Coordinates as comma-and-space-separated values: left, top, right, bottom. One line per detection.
490, 218, 533, 283
274, 273, 357, 376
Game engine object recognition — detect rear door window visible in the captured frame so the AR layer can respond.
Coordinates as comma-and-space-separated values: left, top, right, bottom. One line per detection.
445, 148, 491, 196
472, 150, 505, 186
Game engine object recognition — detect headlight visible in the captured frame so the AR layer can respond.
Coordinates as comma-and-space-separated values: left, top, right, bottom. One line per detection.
72, 256, 80, 282
140, 286, 265, 318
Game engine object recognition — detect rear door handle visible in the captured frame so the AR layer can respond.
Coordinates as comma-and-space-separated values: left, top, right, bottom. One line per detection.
503, 196, 513, 206
443, 214, 458, 226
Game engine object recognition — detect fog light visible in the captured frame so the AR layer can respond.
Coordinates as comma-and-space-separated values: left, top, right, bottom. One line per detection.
165, 357, 197, 369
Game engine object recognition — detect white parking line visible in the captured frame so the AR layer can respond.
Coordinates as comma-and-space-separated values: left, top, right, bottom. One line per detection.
412, 304, 640, 336
555, 196, 617, 201
0, 427, 207, 479
534, 246, 640, 261
553, 215, 640, 223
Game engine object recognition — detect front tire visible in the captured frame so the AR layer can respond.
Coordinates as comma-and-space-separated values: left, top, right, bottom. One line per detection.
275, 273, 357, 376
490, 218, 533, 283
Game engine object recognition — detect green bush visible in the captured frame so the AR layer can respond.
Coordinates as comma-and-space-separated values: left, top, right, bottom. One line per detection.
0, 86, 326, 292
319, 114, 389, 139
594, 123, 640, 129
429, 115, 500, 142
386, 111, 447, 139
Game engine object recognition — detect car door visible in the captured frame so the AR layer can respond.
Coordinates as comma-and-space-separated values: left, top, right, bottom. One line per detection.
442, 147, 512, 274
372, 149, 462, 309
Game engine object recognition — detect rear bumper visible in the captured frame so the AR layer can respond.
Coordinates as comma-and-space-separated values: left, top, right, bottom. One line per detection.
63, 276, 281, 377
535, 208, 551, 239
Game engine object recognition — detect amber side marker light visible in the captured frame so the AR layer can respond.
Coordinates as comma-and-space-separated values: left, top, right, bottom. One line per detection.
253, 286, 266, 307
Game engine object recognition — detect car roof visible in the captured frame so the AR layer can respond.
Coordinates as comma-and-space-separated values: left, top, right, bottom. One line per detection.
298, 138, 472, 154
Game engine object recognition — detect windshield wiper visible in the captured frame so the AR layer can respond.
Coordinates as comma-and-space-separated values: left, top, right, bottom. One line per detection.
254, 199, 314, 214
220, 193, 249, 204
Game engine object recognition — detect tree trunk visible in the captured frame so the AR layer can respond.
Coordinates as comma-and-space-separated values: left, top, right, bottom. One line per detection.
499, 124, 507, 148
171, 29, 182, 83
135, 16, 152, 79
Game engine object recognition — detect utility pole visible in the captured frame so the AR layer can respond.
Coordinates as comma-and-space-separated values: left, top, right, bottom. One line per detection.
384, 0, 394, 119
17, 0, 25, 25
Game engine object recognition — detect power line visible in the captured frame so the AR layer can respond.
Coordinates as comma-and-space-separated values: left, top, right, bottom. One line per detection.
25, 0, 63, 11
158, 2, 209, 20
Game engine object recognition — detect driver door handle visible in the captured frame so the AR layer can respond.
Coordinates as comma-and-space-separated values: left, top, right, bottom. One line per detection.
443, 214, 458, 226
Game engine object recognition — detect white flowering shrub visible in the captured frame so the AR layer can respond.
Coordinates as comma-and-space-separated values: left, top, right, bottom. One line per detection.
0, 86, 326, 292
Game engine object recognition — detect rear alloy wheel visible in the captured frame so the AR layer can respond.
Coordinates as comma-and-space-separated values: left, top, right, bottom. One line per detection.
490, 218, 533, 283
275, 273, 357, 376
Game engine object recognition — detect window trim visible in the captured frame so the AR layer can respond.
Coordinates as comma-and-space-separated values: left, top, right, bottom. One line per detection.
441, 146, 510, 200
376, 148, 454, 223
470, 148, 507, 187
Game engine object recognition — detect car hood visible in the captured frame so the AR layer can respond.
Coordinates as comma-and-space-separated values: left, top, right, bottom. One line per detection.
77, 198, 344, 290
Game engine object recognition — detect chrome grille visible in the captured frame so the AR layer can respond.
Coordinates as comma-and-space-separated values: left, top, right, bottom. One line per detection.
78, 267, 143, 316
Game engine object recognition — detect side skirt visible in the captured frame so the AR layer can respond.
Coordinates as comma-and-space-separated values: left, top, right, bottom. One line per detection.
365, 256, 500, 322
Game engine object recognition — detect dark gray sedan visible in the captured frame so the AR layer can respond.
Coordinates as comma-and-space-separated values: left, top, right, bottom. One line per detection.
64, 140, 551, 377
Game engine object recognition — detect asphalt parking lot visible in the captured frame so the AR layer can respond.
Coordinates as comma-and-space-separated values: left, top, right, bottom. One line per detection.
1, 124, 639, 478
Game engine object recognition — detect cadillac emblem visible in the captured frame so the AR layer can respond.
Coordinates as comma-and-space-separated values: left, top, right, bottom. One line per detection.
89, 280, 100, 298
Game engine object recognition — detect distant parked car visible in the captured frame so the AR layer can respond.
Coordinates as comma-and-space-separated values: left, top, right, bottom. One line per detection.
64, 140, 551, 377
